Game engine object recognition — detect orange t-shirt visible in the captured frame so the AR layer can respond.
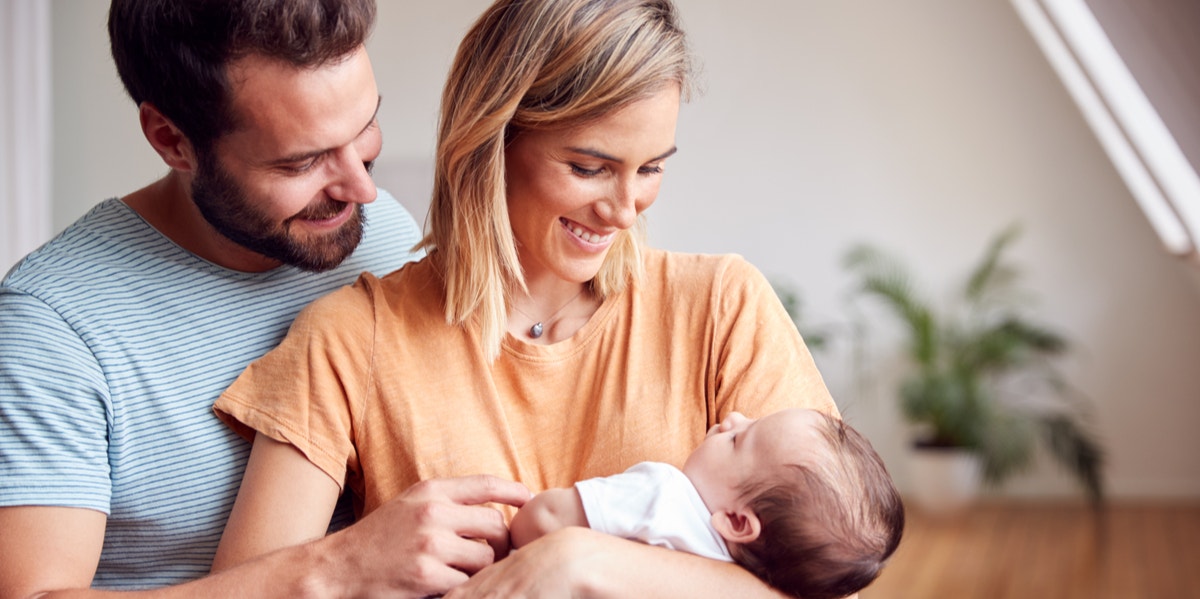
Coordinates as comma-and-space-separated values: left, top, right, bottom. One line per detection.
214, 249, 836, 518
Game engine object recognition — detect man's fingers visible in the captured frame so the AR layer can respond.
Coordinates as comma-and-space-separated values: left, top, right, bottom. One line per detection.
458, 504, 512, 561
406, 509, 499, 576
375, 475, 528, 584
408, 556, 471, 595
427, 500, 512, 554
442, 532, 502, 576
433, 474, 532, 508
486, 526, 512, 561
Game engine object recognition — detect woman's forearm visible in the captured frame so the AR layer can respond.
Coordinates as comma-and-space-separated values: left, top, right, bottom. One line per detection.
584, 532, 786, 599
446, 527, 793, 599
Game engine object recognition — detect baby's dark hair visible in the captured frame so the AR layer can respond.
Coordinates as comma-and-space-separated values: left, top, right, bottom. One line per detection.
732, 413, 904, 599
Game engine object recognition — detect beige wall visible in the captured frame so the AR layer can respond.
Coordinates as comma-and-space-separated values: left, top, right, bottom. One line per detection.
50, 0, 1200, 499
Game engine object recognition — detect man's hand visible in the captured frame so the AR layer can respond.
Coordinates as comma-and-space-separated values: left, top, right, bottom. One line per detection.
323, 474, 531, 598
218, 435, 532, 598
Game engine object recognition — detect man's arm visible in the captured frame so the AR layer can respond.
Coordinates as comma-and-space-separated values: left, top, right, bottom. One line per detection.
509, 487, 588, 549
0, 502, 363, 599
0, 507, 106, 598
0, 505, 351, 599
0, 436, 530, 599
215, 434, 532, 596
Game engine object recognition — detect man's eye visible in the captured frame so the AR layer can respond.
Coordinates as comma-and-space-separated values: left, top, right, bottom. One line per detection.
280, 157, 321, 174
285, 161, 317, 174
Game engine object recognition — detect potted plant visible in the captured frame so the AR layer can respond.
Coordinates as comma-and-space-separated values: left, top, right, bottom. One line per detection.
843, 224, 1104, 512
772, 279, 831, 353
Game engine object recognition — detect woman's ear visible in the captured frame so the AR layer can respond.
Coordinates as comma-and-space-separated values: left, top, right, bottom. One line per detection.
711, 506, 762, 546
139, 102, 199, 173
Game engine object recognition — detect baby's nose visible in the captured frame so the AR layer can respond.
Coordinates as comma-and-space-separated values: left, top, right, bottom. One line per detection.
721, 411, 748, 430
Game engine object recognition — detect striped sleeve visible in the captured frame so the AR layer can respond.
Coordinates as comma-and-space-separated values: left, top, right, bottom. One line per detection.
0, 289, 113, 512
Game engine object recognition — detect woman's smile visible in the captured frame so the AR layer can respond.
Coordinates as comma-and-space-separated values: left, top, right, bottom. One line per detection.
560, 217, 615, 249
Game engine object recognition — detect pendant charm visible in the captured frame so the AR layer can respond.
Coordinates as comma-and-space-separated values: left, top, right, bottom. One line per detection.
529, 322, 544, 338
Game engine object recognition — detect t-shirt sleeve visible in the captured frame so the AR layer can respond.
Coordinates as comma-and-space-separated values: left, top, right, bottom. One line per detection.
709, 256, 839, 420
575, 462, 732, 561
213, 277, 379, 490
575, 462, 669, 538
0, 290, 113, 512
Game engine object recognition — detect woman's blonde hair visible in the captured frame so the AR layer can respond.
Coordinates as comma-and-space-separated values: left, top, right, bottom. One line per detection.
418, 0, 695, 360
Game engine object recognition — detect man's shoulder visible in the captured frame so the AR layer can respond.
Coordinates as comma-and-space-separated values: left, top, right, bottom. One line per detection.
361, 189, 420, 237
3, 199, 142, 291
344, 188, 424, 274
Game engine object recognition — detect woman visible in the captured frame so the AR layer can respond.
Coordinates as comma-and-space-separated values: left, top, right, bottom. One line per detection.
213, 0, 840, 596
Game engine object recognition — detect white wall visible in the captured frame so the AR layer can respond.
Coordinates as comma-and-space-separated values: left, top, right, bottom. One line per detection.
1, 0, 51, 274
49, 0, 1200, 499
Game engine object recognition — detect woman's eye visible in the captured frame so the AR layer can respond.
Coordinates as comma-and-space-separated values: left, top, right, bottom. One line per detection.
570, 164, 603, 177
639, 164, 664, 175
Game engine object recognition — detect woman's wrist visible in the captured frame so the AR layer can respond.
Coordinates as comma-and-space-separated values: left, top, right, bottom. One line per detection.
542, 527, 632, 597
545, 527, 781, 599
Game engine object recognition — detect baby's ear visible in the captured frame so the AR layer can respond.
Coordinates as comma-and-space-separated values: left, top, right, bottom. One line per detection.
711, 506, 761, 545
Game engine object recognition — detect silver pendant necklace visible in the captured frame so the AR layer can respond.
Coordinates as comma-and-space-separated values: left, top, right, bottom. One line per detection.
511, 288, 586, 339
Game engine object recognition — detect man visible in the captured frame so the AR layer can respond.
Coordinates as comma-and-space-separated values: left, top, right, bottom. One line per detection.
0, 1, 527, 596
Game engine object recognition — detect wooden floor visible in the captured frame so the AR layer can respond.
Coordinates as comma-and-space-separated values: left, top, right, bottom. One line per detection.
861, 501, 1200, 599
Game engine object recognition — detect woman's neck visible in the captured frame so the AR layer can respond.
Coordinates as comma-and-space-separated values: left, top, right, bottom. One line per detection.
507, 279, 598, 344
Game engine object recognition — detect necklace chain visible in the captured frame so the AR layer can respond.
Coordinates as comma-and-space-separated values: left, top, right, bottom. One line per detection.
510, 287, 586, 339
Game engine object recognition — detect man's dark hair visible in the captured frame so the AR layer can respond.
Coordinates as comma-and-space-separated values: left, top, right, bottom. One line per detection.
108, 0, 376, 155
734, 418, 905, 599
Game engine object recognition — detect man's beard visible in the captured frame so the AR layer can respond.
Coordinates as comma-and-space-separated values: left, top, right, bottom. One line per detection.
191, 154, 365, 272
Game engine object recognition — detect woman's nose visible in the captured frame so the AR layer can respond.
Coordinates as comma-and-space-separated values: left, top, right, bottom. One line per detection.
595, 180, 640, 230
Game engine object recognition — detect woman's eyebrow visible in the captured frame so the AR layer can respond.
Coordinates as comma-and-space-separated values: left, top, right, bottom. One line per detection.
565, 145, 678, 164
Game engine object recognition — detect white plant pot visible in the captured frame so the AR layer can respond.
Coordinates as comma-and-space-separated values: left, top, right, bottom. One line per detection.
907, 447, 983, 516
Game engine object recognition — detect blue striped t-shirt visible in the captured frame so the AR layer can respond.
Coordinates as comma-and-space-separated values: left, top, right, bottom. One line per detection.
0, 191, 422, 588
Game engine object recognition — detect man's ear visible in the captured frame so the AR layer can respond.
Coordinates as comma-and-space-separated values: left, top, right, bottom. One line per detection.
139, 102, 198, 173
711, 506, 762, 546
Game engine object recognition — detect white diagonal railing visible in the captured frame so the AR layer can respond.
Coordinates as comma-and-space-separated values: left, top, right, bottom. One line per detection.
1011, 0, 1200, 262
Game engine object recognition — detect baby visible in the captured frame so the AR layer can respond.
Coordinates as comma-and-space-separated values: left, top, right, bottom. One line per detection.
510, 408, 904, 599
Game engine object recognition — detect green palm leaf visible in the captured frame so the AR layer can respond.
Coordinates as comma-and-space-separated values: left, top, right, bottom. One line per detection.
845, 224, 1105, 503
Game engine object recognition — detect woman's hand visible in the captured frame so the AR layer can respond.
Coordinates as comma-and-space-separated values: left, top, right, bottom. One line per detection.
444, 526, 605, 598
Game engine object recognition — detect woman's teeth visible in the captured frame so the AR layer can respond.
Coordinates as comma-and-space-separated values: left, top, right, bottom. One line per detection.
564, 219, 609, 244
